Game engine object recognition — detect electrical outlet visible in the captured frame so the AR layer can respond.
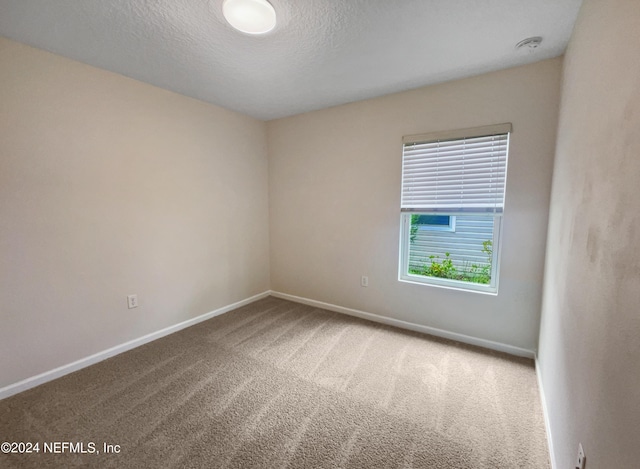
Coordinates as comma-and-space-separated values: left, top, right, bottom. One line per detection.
361, 276, 369, 287
575, 443, 585, 469
127, 294, 138, 309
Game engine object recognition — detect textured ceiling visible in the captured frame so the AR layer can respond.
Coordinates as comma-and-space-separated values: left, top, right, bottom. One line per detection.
0, 0, 583, 120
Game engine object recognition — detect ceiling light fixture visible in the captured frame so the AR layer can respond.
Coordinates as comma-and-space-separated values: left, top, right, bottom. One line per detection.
222, 0, 277, 35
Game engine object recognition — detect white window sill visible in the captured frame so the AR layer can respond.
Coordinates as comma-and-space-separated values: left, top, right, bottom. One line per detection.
398, 275, 498, 296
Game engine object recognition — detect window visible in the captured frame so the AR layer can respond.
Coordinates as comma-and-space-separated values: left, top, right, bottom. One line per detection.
413, 214, 456, 232
399, 123, 511, 293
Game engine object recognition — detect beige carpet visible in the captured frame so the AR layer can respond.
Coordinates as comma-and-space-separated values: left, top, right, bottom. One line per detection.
0, 297, 550, 468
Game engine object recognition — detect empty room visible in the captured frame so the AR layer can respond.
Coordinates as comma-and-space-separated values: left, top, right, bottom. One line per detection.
1, 0, 638, 468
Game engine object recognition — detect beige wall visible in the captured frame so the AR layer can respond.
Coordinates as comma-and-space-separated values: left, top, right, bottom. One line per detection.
538, 0, 640, 467
0, 32, 567, 399
0, 38, 270, 389
268, 58, 562, 351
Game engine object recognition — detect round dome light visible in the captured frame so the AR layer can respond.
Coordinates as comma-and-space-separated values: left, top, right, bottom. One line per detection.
222, 0, 277, 35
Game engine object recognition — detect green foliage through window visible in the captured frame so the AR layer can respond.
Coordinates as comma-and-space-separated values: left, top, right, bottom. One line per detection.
409, 240, 493, 285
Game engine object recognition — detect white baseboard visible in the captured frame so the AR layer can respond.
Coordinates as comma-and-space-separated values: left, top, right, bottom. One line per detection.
270, 291, 535, 359
1, 290, 536, 401
0, 291, 270, 401
535, 357, 557, 469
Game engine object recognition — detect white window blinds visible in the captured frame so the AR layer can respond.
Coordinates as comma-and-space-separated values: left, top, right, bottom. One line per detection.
401, 123, 511, 214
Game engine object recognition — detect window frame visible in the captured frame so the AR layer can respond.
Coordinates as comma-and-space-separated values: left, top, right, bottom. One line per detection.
399, 212, 502, 294
397, 124, 511, 295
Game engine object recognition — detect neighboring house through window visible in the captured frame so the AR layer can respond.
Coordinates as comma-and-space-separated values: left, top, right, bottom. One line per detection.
399, 123, 511, 293
413, 214, 455, 232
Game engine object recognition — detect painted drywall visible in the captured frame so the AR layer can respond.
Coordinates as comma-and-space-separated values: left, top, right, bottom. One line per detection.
268, 58, 562, 351
537, 0, 640, 467
0, 37, 270, 389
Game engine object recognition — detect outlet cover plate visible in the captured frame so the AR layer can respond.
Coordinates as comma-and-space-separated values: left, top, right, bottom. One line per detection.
576, 443, 585, 469
127, 294, 138, 309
